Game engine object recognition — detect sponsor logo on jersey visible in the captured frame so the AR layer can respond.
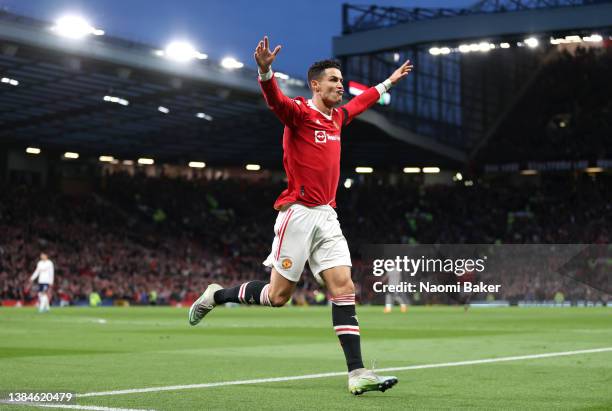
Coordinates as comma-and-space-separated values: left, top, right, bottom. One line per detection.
327, 134, 340, 141
314, 130, 327, 143
282, 258, 293, 269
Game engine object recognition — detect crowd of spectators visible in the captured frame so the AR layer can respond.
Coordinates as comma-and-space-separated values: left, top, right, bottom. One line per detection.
479, 45, 612, 162
1, 170, 609, 306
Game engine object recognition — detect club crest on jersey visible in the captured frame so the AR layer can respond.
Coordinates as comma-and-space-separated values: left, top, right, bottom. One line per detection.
281, 258, 293, 269
314, 130, 327, 143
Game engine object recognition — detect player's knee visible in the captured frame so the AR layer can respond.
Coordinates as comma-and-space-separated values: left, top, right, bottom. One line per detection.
268, 288, 291, 307
269, 293, 290, 307
329, 277, 355, 297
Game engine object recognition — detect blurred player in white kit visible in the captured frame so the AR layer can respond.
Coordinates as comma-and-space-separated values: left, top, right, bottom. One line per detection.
384, 269, 409, 313
29, 252, 54, 313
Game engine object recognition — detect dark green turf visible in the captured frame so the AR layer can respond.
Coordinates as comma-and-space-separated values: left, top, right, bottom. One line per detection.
0, 306, 610, 410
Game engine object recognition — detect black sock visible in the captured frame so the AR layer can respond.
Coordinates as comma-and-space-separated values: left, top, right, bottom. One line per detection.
331, 293, 364, 372
213, 281, 271, 306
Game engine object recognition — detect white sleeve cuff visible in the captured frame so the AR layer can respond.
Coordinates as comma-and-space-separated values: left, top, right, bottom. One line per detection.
375, 79, 393, 96
258, 68, 273, 81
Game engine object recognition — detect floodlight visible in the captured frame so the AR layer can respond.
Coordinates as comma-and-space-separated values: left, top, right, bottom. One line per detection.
355, 167, 373, 174
525, 37, 539, 48
221, 57, 244, 69
52, 15, 104, 39
164, 41, 198, 62
403, 167, 421, 173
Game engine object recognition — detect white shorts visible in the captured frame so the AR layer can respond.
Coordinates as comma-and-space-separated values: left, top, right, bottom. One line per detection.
263, 203, 352, 283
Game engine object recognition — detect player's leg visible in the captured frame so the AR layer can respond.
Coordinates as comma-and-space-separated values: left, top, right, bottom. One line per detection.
321, 266, 398, 395
397, 293, 409, 313
42, 291, 50, 312
189, 269, 295, 326
189, 205, 309, 325
384, 293, 393, 313
46, 286, 52, 311
309, 213, 364, 373
37, 291, 44, 313
37, 284, 49, 313
320, 266, 363, 371
213, 268, 295, 307
310, 208, 397, 395
214, 204, 305, 307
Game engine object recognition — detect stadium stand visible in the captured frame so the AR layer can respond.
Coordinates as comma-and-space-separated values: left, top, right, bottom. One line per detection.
477, 46, 612, 162
1, 170, 609, 306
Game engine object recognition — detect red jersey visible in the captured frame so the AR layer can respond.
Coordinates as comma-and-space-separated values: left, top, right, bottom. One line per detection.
259, 75, 382, 209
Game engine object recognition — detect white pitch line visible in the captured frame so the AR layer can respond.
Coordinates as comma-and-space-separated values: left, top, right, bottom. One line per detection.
78, 347, 612, 398
0, 401, 154, 411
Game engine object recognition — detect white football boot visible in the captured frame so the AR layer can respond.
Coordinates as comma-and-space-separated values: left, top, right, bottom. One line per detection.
188, 283, 223, 326
348, 368, 398, 395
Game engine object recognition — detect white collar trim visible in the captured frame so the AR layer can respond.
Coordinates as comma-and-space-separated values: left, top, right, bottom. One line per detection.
308, 99, 333, 120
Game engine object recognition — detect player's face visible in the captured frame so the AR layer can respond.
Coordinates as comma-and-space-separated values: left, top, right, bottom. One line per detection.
314, 68, 344, 107
40, 253, 47, 260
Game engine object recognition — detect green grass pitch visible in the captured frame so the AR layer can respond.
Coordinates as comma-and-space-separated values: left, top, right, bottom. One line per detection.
0, 305, 611, 410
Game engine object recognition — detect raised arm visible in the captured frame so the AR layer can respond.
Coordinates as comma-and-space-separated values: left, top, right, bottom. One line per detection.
341, 60, 413, 126
254, 36, 302, 126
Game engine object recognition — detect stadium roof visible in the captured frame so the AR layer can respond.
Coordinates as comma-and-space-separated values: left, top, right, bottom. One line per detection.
334, 0, 612, 56
0, 11, 464, 169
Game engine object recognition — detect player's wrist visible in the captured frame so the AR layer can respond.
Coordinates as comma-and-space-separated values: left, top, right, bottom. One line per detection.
258, 66, 273, 81
375, 79, 394, 96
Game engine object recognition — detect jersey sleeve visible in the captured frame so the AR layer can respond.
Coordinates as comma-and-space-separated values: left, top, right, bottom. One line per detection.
259, 75, 303, 127
30, 267, 40, 281
30, 262, 41, 282
339, 87, 381, 126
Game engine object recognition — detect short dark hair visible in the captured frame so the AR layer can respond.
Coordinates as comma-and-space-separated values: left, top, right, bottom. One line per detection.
307, 59, 341, 87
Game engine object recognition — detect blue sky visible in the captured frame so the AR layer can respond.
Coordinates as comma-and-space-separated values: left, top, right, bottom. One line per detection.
0, 0, 474, 77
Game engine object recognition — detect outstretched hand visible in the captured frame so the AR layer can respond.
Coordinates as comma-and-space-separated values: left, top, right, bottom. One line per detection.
254, 36, 281, 73
388, 60, 414, 85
